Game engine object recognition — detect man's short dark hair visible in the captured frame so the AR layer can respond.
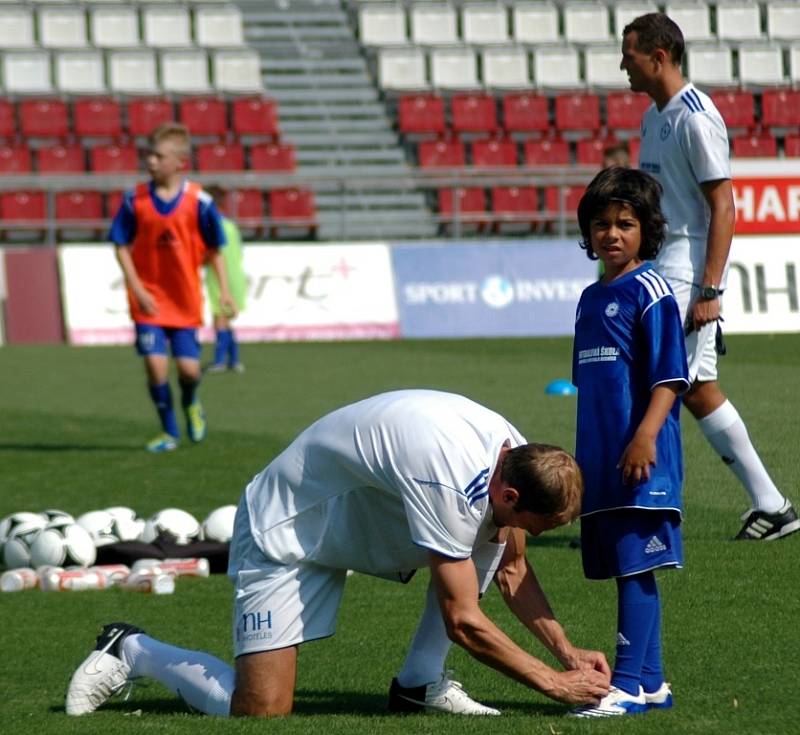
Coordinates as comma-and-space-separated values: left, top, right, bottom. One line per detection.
623, 13, 685, 65
577, 167, 667, 261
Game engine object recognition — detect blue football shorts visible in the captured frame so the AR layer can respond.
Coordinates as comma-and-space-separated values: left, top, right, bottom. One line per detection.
134, 324, 200, 359
580, 508, 683, 580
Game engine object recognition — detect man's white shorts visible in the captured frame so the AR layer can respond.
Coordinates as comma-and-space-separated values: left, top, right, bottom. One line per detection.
228, 499, 347, 657
668, 277, 719, 383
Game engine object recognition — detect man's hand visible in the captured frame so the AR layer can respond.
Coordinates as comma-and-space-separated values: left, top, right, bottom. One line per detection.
689, 296, 721, 332
559, 646, 612, 679
545, 669, 610, 706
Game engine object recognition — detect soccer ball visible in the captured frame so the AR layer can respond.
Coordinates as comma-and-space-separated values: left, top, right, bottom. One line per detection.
40, 509, 75, 525
1, 512, 49, 569
29, 521, 97, 568
201, 505, 237, 543
105, 506, 146, 542
139, 508, 201, 545
75, 510, 119, 547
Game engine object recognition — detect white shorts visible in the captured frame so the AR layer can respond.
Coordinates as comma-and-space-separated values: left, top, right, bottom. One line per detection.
228, 499, 347, 657
668, 278, 719, 383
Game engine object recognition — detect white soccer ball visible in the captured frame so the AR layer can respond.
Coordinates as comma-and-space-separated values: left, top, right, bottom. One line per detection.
139, 508, 201, 545
75, 510, 119, 547
29, 522, 97, 568
201, 505, 237, 543
1, 513, 49, 569
105, 506, 146, 542
40, 509, 75, 525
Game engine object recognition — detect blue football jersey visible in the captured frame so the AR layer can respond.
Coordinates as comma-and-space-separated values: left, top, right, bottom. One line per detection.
572, 264, 689, 516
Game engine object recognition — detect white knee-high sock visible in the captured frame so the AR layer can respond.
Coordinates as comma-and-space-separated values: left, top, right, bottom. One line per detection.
697, 400, 785, 513
121, 634, 235, 716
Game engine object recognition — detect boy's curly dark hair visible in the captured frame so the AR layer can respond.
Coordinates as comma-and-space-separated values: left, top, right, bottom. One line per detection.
577, 167, 667, 261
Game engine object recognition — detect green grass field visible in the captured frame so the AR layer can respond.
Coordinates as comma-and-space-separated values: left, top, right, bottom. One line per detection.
1, 336, 798, 735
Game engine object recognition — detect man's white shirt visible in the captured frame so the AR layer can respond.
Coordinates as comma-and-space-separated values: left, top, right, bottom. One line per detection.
638, 83, 731, 286
244, 390, 525, 577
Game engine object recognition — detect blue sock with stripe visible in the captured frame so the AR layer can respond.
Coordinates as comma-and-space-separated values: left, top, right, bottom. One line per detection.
148, 382, 179, 438
214, 330, 231, 366
640, 584, 665, 693
611, 571, 659, 696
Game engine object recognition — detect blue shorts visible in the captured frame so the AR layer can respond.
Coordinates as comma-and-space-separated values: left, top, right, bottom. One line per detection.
580, 508, 683, 580
134, 324, 200, 359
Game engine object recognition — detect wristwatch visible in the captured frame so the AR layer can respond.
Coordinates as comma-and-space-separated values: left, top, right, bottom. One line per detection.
699, 285, 723, 299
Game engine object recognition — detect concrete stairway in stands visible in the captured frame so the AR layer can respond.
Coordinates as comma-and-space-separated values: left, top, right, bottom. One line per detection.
240, 0, 437, 240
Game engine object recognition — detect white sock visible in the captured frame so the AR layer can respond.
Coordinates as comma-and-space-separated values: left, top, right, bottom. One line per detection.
697, 400, 785, 513
121, 634, 234, 716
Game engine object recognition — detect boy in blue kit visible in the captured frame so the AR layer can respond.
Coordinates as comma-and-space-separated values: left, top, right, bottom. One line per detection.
569, 167, 689, 717
111, 123, 236, 453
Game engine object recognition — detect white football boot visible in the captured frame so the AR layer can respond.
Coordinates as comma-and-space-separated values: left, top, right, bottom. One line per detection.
389, 670, 501, 715
568, 685, 648, 717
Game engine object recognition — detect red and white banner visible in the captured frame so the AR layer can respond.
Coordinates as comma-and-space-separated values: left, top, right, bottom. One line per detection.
731, 160, 800, 234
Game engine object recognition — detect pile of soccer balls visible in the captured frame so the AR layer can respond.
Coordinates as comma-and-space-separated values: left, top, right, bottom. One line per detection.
0, 505, 237, 570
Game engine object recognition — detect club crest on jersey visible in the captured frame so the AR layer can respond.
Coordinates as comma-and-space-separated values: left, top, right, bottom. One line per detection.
605, 302, 619, 317
660, 122, 671, 140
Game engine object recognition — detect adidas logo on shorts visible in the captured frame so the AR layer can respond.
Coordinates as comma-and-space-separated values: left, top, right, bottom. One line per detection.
644, 536, 667, 554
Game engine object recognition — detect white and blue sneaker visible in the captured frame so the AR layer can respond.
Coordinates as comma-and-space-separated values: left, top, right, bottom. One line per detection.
568, 685, 647, 718
644, 682, 673, 710
389, 671, 500, 715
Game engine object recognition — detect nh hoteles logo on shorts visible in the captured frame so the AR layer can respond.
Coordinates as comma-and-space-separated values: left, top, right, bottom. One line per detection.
237, 611, 273, 642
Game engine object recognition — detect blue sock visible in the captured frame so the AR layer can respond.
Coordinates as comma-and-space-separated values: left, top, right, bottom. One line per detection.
641, 586, 665, 692
228, 332, 240, 366
179, 378, 199, 409
148, 383, 179, 438
611, 572, 659, 696
214, 330, 231, 365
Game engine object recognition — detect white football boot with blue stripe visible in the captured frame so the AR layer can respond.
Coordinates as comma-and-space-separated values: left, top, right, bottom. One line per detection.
568, 685, 647, 717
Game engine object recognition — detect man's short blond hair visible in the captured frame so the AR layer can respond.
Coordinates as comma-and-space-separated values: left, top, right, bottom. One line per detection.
150, 122, 191, 157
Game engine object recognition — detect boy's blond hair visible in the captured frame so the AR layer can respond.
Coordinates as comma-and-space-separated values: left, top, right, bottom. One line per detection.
150, 122, 191, 157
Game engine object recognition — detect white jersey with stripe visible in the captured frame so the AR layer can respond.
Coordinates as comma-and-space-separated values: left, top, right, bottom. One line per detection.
244, 389, 525, 577
638, 83, 731, 285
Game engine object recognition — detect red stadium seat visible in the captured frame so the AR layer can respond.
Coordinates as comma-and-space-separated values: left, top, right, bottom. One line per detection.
437, 187, 486, 226
502, 93, 549, 134
106, 191, 125, 218
472, 137, 517, 167
544, 185, 585, 216
784, 134, 800, 157
418, 138, 466, 168
221, 189, 265, 222
605, 92, 650, 131
523, 138, 570, 167
554, 93, 600, 136
196, 142, 245, 171
73, 98, 122, 138
231, 96, 279, 138
576, 138, 617, 167
732, 133, 777, 158
127, 98, 174, 138
269, 188, 316, 234
179, 97, 228, 138
398, 94, 446, 136
451, 94, 498, 135
55, 191, 103, 221
628, 137, 641, 166
709, 91, 755, 131
90, 144, 139, 173
1, 191, 46, 222
760, 90, 800, 129
0, 99, 16, 138
37, 144, 85, 173
249, 142, 296, 172
491, 186, 539, 231
0, 145, 33, 174
19, 99, 69, 139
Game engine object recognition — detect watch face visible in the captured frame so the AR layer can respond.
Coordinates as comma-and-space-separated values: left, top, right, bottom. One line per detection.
701, 286, 719, 299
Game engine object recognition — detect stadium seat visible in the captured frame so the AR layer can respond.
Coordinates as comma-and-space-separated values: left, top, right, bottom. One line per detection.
584, 45, 628, 88
503, 93, 550, 135
664, 1, 713, 42
686, 44, 735, 87
358, 3, 407, 46
605, 91, 650, 131
73, 97, 122, 139
37, 144, 85, 174
563, 1, 611, 43
761, 89, 800, 128
482, 47, 531, 89
269, 188, 316, 234
555, 93, 600, 136
628, 137, 641, 166
791, 44, 800, 86
249, 142, 296, 172
576, 137, 616, 166
161, 50, 211, 94
398, 94, 446, 136
491, 186, 539, 232
0, 6, 35, 49
127, 98, 174, 137
196, 142, 245, 171
0, 100, 16, 139
194, 5, 245, 47
732, 132, 778, 158
231, 96, 279, 138
613, 2, 658, 35
472, 137, 518, 167
55, 191, 103, 222
523, 138, 570, 166
784, 134, 800, 156
378, 47, 429, 90
544, 185, 585, 216
55, 51, 106, 95
437, 187, 486, 229
38, 6, 88, 48
451, 94, 498, 135
89, 6, 140, 48
738, 45, 785, 86
178, 97, 227, 138
430, 47, 480, 90
709, 91, 755, 130
766, 2, 800, 41
532, 46, 582, 90
716, 0, 762, 41
212, 49, 263, 93
410, 3, 458, 45
512, 1, 559, 44
2, 51, 53, 94
90, 144, 139, 173
223, 189, 265, 225
109, 51, 159, 95
142, 6, 192, 48
0, 191, 46, 223
462, 3, 510, 45
0, 145, 32, 174
19, 99, 68, 139
106, 191, 124, 218
418, 138, 466, 168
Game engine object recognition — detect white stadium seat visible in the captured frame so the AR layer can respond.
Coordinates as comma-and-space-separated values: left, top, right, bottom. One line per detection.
90, 7, 140, 48
481, 46, 530, 88
143, 6, 192, 48
715, 1, 762, 42
686, 43, 734, 87
512, 1, 559, 45
532, 44, 582, 89
430, 46, 480, 89
2, 50, 53, 94
195, 5, 245, 47
0, 7, 34, 49
160, 49, 211, 93
108, 50, 158, 94
664, 2, 713, 43
55, 51, 106, 94
359, 3, 407, 46
613, 1, 658, 35
584, 44, 629, 88
790, 44, 800, 85
738, 44, 785, 87
212, 49, 262, 92
766, 2, 800, 41
563, 1, 611, 44
462, 3, 509, 45
410, 3, 458, 45
378, 46, 429, 89
38, 6, 88, 48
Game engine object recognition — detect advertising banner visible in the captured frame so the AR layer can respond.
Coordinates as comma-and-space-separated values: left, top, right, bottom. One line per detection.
392, 240, 597, 338
732, 177, 800, 234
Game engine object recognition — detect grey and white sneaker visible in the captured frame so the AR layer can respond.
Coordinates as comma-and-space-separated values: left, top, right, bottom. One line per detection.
389, 671, 500, 715
65, 622, 143, 716
735, 501, 800, 541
